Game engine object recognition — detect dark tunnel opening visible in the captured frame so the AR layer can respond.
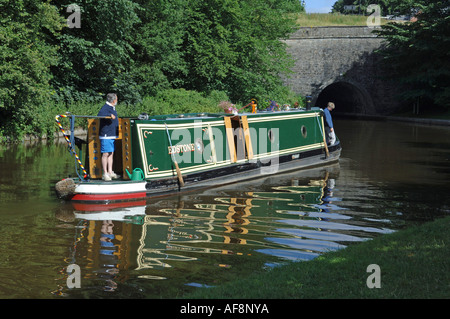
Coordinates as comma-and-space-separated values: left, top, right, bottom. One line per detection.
315, 81, 373, 114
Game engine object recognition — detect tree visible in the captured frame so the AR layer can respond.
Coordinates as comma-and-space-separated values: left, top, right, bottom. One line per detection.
132, 0, 304, 103
0, 0, 63, 137
182, 0, 304, 102
376, 0, 450, 110
47, 0, 303, 106
131, 0, 189, 97
0, 0, 305, 139
50, 0, 141, 104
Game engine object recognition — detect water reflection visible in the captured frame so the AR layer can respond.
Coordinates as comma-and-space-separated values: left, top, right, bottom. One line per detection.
54, 164, 398, 298
2, 119, 449, 298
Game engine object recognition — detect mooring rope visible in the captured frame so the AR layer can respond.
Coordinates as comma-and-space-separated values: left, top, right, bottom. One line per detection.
315, 111, 325, 140
55, 114, 88, 179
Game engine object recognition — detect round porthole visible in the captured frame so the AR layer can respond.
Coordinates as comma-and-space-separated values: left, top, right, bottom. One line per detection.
301, 125, 307, 138
194, 138, 204, 153
268, 129, 275, 142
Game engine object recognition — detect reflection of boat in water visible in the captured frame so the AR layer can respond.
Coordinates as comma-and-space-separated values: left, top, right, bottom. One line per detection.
71, 200, 147, 222
55, 108, 341, 203
54, 163, 395, 296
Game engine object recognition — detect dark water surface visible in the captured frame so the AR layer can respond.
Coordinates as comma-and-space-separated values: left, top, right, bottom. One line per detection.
0, 119, 449, 298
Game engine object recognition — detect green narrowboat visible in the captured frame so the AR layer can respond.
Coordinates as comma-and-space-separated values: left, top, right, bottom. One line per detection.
55, 107, 341, 202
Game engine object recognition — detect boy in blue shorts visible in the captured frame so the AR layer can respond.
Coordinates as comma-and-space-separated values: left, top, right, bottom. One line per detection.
97, 93, 119, 181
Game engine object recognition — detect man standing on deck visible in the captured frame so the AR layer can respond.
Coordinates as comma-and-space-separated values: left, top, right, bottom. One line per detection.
98, 93, 119, 181
323, 102, 336, 145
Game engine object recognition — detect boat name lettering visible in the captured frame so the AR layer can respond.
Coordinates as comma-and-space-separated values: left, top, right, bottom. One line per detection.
168, 143, 195, 155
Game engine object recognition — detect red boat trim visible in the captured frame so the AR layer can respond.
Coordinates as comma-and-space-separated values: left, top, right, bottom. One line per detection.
72, 199, 147, 211
71, 191, 147, 202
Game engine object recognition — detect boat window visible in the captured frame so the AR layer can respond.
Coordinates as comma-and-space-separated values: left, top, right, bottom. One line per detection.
301, 125, 307, 138
268, 129, 275, 143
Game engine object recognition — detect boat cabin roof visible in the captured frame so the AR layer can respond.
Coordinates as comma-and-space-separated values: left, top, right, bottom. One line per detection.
139, 107, 322, 122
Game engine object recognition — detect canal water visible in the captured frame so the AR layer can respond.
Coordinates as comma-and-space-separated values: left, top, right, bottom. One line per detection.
0, 118, 449, 298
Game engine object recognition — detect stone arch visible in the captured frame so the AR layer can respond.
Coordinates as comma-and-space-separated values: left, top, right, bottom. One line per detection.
314, 81, 376, 114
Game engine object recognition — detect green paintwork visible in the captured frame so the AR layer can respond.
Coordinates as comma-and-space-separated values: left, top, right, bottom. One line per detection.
129, 108, 327, 180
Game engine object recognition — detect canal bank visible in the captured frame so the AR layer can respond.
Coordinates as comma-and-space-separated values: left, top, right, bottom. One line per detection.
182, 215, 450, 299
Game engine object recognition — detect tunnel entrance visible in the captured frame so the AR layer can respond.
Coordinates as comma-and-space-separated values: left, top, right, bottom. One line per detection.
315, 81, 374, 114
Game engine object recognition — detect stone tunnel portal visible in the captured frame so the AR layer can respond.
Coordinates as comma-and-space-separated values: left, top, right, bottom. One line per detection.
315, 81, 375, 114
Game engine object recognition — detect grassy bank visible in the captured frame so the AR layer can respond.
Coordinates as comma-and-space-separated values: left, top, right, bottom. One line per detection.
183, 216, 450, 299
295, 13, 388, 27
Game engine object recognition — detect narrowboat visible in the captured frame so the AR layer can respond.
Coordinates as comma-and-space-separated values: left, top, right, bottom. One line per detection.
55, 107, 341, 203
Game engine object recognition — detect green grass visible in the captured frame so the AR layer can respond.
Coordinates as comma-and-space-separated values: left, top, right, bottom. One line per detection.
295, 13, 388, 27
182, 216, 450, 299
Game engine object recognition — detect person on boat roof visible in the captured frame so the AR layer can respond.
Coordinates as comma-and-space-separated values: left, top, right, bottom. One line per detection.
323, 102, 336, 145
98, 93, 119, 181
266, 100, 277, 112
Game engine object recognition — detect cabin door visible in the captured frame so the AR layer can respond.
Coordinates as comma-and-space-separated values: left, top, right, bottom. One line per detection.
224, 116, 253, 163
87, 118, 132, 179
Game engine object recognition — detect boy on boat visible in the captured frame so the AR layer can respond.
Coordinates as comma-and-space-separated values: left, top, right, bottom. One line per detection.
98, 93, 119, 181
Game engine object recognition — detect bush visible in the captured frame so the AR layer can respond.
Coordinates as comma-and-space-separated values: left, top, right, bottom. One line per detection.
251, 87, 306, 111
132, 89, 231, 116
0, 87, 307, 143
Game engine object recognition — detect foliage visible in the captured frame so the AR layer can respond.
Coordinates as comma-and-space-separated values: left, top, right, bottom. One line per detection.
48, 89, 230, 135
132, 89, 229, 116
332, 0, 407, 15
0, 0, 64, 139
131, 0, 188, 97
375, 0, 450, 109
220, 0, 303, 102
0, 0, 305, 140
133, 0, 304, 102
50, 0, 141, 105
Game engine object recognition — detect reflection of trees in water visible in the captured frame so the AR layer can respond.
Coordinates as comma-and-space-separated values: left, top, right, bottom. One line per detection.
57, 155, 450, 298
0, 143, 73, 203
58, 165, 405, 297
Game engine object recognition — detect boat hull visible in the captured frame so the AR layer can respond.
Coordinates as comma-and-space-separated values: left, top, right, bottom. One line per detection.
56, 108, 341, 203
144, 140, 341, 197
56, 179, 147, 203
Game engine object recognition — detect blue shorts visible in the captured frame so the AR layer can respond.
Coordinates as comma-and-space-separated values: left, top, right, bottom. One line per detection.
100, 139, 115, 153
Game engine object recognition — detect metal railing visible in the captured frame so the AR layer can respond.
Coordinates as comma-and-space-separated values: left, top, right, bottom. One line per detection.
55, 113, 111, 180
